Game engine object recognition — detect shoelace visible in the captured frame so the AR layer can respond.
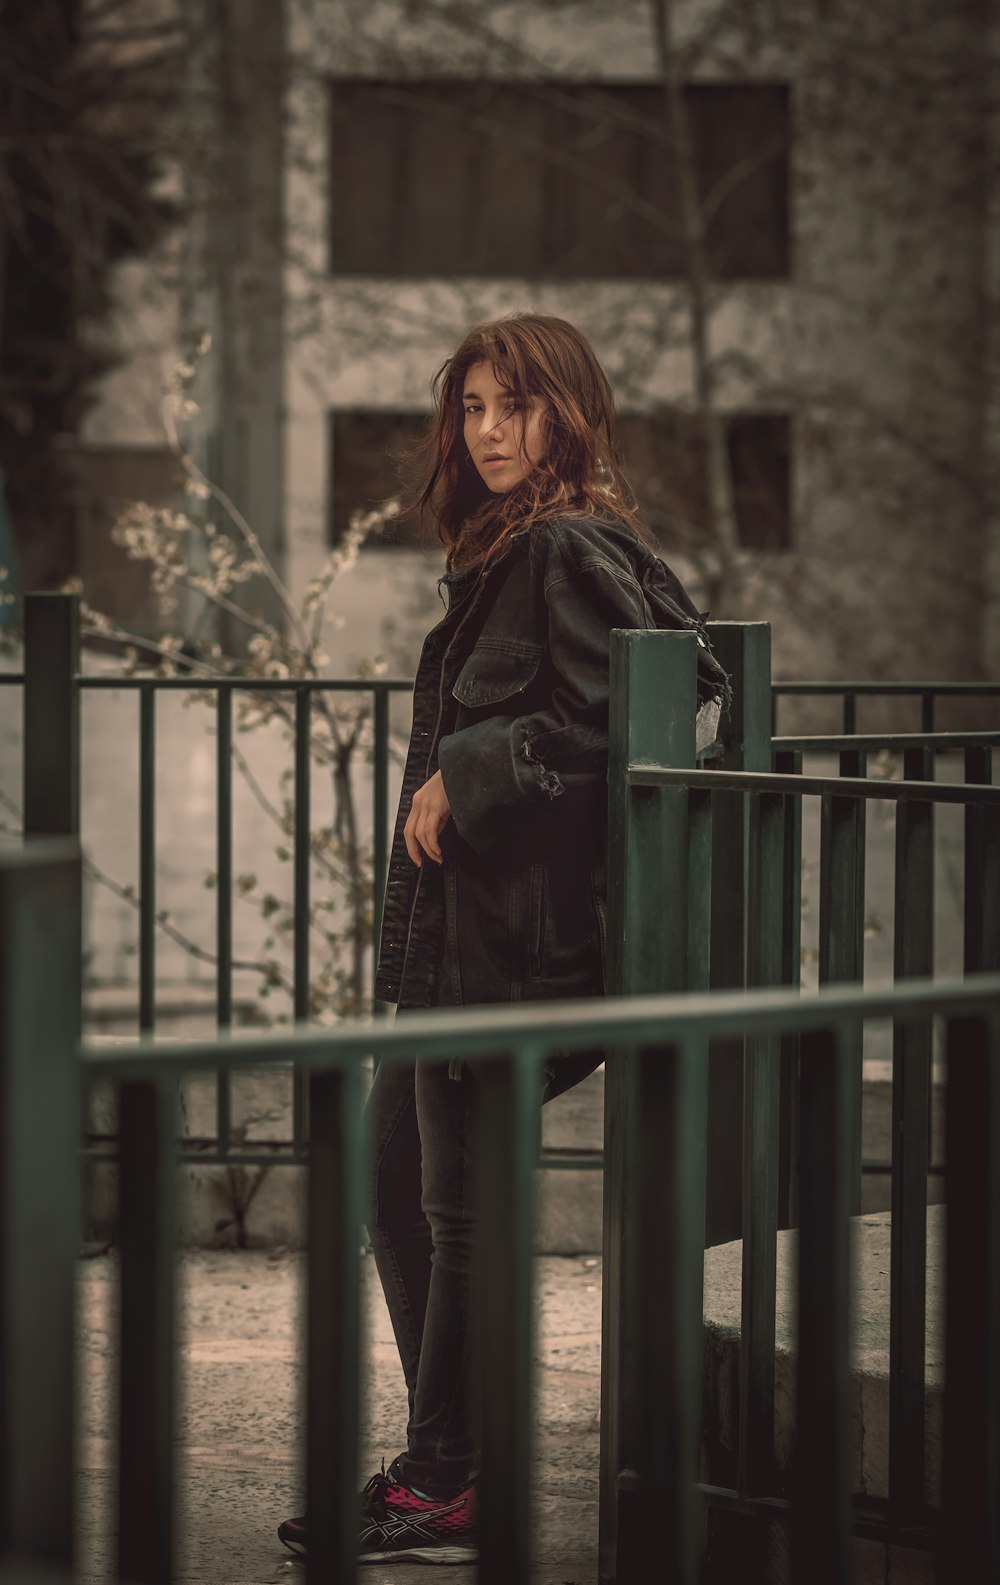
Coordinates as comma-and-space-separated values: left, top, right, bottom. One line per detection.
360, 1458, 393, 1519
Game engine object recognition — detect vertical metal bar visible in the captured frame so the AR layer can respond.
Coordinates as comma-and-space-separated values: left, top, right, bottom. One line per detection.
139, 683, 156, 1034
118, 1078, 176, 1585
888, 747, 934, 1523
293, 690, 311, 1152
601, 627, 698, 1583
839, 747, 868, 970
843, 748, 866, 1215
818, 777, 865, 1213
774, 748, 802, 1230
0, 844, 81, 1567
705, 622, 772, 1249
842, 691, 856, 735
216, 687, 233, 1028
921, 691, 935, 734
372, 685, 391, 1006
216, 687, 232, 1150
793, 1025, 851, 1585
748, 790, 786, 991
294, 688, 312, 1018
306, 1059, 365, 1585
964, 748, 998, 975
942, 1010, 1000, 1582
618, 1036, 707, 1585
474, 1046, 542, 1585
23, 591, 80, 838
739, 791, 784, 1498
686, 789, 713, 992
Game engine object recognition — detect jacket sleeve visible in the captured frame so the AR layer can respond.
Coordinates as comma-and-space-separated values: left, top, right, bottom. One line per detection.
437, 560, 651, 855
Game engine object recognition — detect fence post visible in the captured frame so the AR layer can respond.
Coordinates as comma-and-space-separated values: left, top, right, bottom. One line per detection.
118, 1079, 177, 1585
703, 622, 771, 1246
600, 627, 701, 1584
964, 747, 999, 973
773, 746, 803, 1229
23, 592, 80, 839
0, 841, 81, 1575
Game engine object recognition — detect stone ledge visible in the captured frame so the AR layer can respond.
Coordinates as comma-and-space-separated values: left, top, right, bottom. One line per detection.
700, 1206, 944, 1585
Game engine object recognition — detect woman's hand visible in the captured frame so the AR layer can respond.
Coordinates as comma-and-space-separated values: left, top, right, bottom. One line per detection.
403, 770, 452, 867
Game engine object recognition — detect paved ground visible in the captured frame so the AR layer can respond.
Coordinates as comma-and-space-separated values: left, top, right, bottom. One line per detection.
73, 1215, 943, 1584
75, 1249, 604, 1585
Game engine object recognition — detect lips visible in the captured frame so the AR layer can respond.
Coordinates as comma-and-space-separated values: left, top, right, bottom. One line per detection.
484, 454, 508, 465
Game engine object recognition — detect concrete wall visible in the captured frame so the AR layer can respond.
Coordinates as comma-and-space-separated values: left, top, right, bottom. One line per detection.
281, 0, 997, 694
75, 0, 997, 689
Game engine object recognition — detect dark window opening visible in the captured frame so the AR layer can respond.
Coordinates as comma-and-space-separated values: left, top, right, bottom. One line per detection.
328, 411, 434, 549
329, 80, 790, 279
618, 411, 792, 552
330, 408, 791, 553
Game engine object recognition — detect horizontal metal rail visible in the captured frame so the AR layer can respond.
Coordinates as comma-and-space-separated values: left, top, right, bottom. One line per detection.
627, 764, 1000, 804
770, 678, 999, 734
773, 731, 1000, 752
772, 681, 1000, 696
81, 1136, 605, 1170
76, 674, 414, 692
1, 670, 993, 698
81, 971, 1000, 1079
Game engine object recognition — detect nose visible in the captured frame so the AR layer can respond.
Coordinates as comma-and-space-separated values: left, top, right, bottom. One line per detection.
481, 407, 504, 442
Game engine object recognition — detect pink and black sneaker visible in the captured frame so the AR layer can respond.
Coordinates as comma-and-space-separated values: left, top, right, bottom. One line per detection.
357, 1461, 478, 1565
277, 1456, 478, 1564
277, 1454, 406, 1556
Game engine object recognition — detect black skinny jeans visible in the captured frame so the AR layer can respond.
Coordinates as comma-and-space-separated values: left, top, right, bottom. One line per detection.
364, 1047, 595, 1500
364, 1053, 482, 1499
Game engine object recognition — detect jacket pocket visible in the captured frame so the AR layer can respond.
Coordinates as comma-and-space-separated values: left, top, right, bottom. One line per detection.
527, 864, 548, 980
452, 640, 543, 709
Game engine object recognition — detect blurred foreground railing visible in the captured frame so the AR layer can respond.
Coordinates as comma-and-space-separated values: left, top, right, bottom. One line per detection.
1, 844, 998, 1585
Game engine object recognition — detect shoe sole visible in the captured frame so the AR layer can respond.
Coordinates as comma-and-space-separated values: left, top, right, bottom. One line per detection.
359, 1545, 478, 1563
281, 1536, 477, 1565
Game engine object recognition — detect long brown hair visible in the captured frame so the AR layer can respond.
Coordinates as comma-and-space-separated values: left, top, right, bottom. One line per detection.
406, 313, 649, 569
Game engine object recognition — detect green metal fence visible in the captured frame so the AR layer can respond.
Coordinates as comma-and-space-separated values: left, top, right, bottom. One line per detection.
772, 678, 1000, 735
6, 595, 998, 1187
1, 843, 998, 1585
598, 626, 1000, 1578
2, 607, 999, 1583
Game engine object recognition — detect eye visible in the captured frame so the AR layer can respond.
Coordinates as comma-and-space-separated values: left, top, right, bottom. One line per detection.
464, 404, 482, 415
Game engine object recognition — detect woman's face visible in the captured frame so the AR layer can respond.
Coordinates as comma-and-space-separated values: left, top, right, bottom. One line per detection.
462, 359, 547, 493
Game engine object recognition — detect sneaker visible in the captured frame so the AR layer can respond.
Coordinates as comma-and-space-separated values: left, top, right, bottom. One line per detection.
358, 1470, 477, 1564
277, 1455, 409, 1557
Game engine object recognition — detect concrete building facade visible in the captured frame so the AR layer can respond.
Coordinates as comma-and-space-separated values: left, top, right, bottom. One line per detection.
80, 0, 998, 704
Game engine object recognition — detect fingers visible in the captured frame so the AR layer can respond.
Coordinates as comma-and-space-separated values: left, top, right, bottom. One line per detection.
418, 808, 450, 865
411, 804, 448, 865
403, 773, 452, 867
403, 805, 422, 867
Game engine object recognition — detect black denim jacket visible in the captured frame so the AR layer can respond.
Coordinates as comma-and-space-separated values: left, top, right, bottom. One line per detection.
374, 514, 729, 1020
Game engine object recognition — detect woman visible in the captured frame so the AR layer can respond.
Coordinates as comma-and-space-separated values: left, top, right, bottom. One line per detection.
279, 313, 729, 1564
